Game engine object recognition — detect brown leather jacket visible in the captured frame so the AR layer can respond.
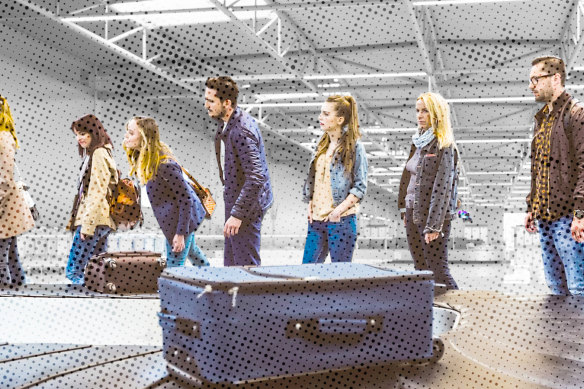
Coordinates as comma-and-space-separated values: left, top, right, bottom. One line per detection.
527, 91, 584, 219
398, 138, 458, 234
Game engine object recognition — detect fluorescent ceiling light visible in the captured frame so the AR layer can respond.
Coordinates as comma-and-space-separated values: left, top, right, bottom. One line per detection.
254, 91, 352, 101
412, 0, 527, 6
566, 84, 584, 90
362, 127, 417, 133
466, 171, 518, 175
303, 72, 427, 80
239, 102, 322, 108
109, 0, 272, 27
469, 183, 513, 186
447, 96, 533, 103
254, 92, 319, 101
457, 139, 531, 144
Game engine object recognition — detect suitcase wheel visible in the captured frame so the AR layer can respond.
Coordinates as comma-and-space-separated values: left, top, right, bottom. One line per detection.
106, 282, 117, 292
428, 338, 445, 363
159, 257, 167, 267
105, 259, 117, 269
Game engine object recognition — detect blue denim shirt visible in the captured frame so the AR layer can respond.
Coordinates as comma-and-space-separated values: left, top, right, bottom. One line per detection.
302, 141, 368, 205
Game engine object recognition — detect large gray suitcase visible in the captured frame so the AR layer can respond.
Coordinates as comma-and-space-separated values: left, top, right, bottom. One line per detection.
157, 263, 440, 385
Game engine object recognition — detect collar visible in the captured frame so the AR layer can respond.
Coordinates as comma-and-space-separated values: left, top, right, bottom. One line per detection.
535, 90, 571, 121
216, 107, 242, 138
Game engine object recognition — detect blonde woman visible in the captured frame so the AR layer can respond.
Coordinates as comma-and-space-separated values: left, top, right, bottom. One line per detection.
65, 114, 118, 284
123, 117, 208, 267
0, 96, 34, 286
398, 92, 459, 289
301, 95, 368, 263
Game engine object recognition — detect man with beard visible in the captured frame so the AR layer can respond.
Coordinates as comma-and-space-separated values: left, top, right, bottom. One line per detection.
525, 56, 584, 295
204, 76, 273, 266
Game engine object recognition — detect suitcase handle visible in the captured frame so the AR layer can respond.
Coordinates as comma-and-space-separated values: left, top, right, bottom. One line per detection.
157, 312, 201, 338
287, 316, 382, 342
94, 251, 160, 259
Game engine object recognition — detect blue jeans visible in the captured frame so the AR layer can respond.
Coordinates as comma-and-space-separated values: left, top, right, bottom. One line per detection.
538, 215, 584, 296
66, 226, 111, 284
302, 215, 357, 264
0, 237, 26, 286
165, 232, 209, 267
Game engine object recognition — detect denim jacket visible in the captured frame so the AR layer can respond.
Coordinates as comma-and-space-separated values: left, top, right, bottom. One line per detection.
302, 141, 368, 205
398, 138, 458, 234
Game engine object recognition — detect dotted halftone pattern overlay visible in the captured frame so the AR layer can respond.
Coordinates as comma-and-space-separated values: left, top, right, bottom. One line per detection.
1, 0, 584, 387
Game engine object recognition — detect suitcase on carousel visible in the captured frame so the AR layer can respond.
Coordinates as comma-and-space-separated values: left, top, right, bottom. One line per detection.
85, 251, 166, 294
157, 263, 439, 385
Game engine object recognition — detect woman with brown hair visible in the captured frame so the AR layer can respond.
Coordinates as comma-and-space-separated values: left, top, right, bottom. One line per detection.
65, 114, 118, 285
0, 96, 35, 286
301, 95, 368, 263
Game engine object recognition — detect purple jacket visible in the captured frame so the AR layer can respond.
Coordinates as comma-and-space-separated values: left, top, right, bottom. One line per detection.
146, 159, 206, 243
215, 107, 273, 221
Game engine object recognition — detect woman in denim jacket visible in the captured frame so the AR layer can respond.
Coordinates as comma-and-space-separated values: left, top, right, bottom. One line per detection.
302, 95, 368, 263
398, 92, 459, 289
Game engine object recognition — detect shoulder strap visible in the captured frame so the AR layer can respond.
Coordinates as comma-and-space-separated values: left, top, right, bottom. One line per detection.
181, 166, 205, 192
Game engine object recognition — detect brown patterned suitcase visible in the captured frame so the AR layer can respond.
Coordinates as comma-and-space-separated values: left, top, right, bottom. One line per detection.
84, 251, 166, 294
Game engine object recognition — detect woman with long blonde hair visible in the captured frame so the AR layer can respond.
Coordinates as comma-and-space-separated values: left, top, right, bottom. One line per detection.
301, 95, 368, 263
0, 96, 34, 286
398, 92, 459, 289
123, 116, 208, 267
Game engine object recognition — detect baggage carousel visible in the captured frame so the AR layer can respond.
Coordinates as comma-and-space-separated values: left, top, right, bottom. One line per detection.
0, 287, 582, 388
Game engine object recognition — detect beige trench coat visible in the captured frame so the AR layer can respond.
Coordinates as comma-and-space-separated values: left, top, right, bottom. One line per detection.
0, 131, 34, 239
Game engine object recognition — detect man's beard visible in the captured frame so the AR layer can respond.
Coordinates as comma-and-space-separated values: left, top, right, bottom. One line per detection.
535, 88, 553, 103
210, 107, 227, 120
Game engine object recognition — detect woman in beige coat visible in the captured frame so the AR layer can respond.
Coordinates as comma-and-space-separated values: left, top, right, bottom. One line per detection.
65, 114, 117, 284
0, 96, 35, 286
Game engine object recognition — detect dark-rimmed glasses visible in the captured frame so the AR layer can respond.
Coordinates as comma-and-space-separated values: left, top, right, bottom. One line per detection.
530, 74, 555, 86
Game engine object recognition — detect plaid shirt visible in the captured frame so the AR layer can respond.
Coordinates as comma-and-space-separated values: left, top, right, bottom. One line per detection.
532, 105, 555, 221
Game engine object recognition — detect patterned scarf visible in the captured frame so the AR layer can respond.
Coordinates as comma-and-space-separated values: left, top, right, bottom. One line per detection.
412, 128, 436, 149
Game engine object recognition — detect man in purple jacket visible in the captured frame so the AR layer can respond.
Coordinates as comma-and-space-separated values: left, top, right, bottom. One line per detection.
204, 76, 274, 266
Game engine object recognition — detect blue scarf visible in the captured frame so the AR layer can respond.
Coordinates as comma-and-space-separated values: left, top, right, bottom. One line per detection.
412, 128, 436, 149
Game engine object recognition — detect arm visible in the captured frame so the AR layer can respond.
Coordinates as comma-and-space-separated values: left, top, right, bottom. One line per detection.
424, 146, 455, 234
158, 162, 194, 237
570, 106, 584, 210
326, 143, 368, 222
230, 127, 268, 220
80, 148, 113, 236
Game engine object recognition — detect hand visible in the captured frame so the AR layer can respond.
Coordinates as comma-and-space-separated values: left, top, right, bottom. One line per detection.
172, 234, 185, 252
324, 208, 342, 223
308, 201, 313, 224
424, 232, 440, 244
80, 233, 86, 241
402, 212, 406, 227
571, 217, 584, 242
224, 216, 242, 238
525, 212, 537, 233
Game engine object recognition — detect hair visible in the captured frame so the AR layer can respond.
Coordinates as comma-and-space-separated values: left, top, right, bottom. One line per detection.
417, 92, 454, 149
205, 76, 239, 108
0, 96, 18, 148
71, 114, 113, 157
124, 116, 175, 185
532, 56, 566, 86
314, 95, 361, 174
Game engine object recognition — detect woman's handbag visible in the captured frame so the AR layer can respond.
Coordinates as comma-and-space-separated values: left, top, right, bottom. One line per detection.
14, 163, 39, 221
181, 167, 216, 219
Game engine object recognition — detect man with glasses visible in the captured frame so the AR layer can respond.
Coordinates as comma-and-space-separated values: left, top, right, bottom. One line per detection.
525, 56, 584, 295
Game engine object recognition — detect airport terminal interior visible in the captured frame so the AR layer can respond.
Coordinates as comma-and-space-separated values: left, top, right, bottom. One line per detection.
1, 0, 584, 387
